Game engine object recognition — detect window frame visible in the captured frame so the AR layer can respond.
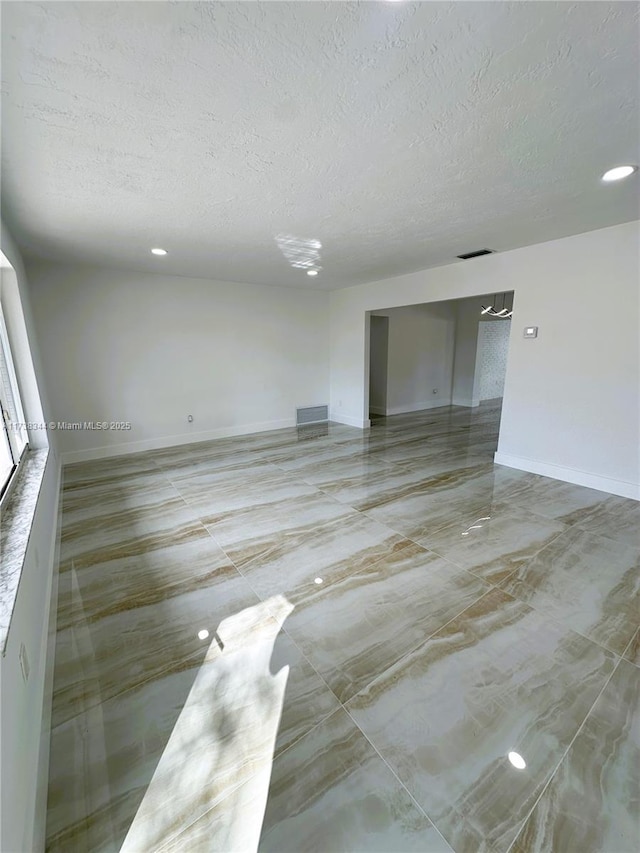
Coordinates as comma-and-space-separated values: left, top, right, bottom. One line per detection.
0, 299, 29, 500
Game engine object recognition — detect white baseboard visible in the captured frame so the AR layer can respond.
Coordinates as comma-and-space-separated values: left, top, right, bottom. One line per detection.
451, 396, 480, 408
493, 452, 639, 500
368, 405, 386, 416
385, 397, 452, 416
330, 412, 370, 429
61, 418, 297, 465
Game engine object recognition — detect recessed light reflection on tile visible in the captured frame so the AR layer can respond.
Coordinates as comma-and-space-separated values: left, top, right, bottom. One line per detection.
508, 751, 526, 770
461, 516, 491, 536
601, 165, 637, 182
197, 629, 210, 640
314, 577, 323, 585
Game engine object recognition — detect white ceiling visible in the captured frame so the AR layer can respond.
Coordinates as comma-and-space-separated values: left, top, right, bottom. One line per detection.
1, 1, 638, 290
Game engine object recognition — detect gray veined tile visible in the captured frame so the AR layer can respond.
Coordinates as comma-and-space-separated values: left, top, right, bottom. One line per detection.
236, 508, 413, 601
381, 437, 497, 470
47, 404, 639, 853
62, 468, 172, 512
282, 453, 398, 488
505, 477, 612, 526
268, 436, 370, 472
62, 453, 161, 488
201, 491, 357, 565
315, 462, 436, 511
168, 463, 317, 516
511, 659, 640, 853
148, 432, 306, 474
282, 542, 489, 702
623, 627, 640, 668
573, 493, 640, 548
55, 535, 237, 632
364, 466, 502, 541
51, 559, 262, 728
418, 506, 567, 585
346, 588, 617, 853
61, 471, 188, 526
159, 708, 453, 853
500, 526, 639, 655
59, 492, 205, 570
47, 599, 339, 853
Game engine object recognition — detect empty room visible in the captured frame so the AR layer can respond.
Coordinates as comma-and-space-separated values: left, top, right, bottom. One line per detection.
0, 2, 638, 852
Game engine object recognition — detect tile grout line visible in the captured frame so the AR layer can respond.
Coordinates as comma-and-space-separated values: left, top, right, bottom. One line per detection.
150, 454, 489, 851
504, 646, 628, 853
344, 584, 496, 707
51, 410, 631, 851
340, 704, 456, 852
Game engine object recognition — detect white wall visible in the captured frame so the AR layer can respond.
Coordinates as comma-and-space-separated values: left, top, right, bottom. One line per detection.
330, 221, 640, 499
451, 296, 484, 407
368, 315, 388, 415
0, 221, 62, 853
27, 261, 331, 462
372, 304, 456, 415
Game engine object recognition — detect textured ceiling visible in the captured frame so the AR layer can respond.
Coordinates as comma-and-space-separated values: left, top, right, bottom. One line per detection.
1, 1, 638, 289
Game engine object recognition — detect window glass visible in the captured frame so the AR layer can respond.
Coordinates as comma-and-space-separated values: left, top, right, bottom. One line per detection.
0, 300, 28, 493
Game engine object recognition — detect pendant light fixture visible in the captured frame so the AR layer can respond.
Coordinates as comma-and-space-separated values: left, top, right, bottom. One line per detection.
480, 292, 513, 318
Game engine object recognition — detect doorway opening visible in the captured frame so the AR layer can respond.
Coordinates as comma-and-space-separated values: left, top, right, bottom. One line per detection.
366, 292, 514, 455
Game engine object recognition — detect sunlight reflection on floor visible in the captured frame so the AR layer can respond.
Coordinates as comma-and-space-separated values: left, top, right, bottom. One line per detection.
121, 595, 294, 852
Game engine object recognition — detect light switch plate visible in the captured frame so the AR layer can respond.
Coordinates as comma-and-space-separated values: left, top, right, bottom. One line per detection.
523, 326, 538, 338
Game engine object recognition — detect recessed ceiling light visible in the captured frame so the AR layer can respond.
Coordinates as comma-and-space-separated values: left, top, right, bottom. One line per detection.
307, 269, 319, 276
601, 165, 637, 182
151, 247, 168, 256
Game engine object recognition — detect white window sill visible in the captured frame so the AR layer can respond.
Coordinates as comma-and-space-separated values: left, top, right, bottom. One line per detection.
0, 448, 49, 654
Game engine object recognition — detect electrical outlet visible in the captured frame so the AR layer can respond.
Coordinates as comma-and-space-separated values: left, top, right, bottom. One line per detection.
19, 643, 30, 682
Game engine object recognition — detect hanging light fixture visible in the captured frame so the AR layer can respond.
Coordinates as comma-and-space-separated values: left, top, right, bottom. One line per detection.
480, 292, 513, 318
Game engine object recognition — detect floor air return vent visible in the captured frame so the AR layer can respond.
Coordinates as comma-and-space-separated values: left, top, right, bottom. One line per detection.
296, 405, 329, 426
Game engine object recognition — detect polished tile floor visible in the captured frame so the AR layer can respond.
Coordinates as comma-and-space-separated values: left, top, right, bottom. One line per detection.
46, 402, 639, 852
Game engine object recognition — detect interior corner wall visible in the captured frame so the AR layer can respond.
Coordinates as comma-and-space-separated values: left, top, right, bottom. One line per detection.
329, 221, 640, 499
451, 297, 484, 407
368, 315, 389, 415
372, 304, 456, 415
27, 261, 331, 462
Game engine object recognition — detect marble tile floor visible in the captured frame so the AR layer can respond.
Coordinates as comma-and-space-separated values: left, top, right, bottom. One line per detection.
46, 402, 639, 852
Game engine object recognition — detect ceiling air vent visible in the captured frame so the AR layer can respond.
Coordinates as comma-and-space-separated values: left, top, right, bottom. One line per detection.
456, 249, 495, 260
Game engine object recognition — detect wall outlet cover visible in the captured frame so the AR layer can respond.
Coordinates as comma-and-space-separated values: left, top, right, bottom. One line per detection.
523, 326, 538, 338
